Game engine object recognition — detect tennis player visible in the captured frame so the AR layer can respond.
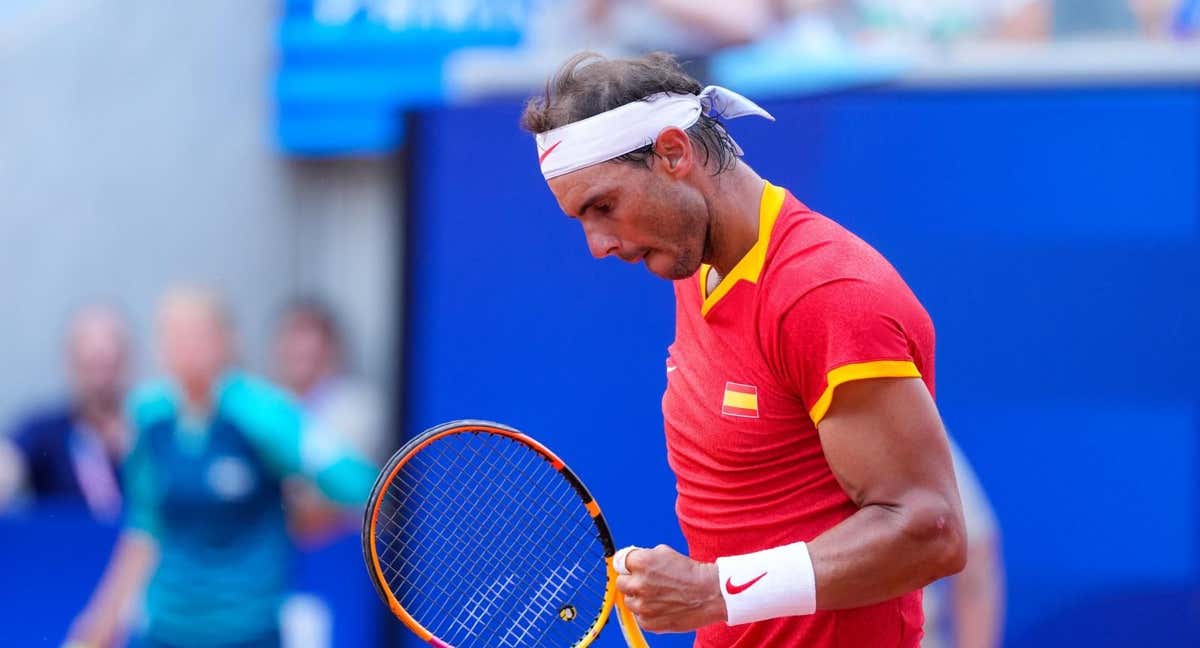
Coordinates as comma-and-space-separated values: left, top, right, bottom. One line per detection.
66, 288, 377, 648
522, 52, 966, 646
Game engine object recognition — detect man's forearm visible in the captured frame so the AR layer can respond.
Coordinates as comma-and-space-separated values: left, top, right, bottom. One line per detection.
807, 496, 966, 610
621, 496, 965, 631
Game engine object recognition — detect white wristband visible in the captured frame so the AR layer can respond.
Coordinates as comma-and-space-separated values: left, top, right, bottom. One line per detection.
715, 541, 817, 625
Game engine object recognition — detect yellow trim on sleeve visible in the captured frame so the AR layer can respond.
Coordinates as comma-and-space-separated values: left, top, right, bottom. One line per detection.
809, 360, 922, 425
699, 181, 787, 317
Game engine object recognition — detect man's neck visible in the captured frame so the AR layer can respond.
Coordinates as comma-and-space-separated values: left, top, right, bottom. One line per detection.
703, 163, 766, 278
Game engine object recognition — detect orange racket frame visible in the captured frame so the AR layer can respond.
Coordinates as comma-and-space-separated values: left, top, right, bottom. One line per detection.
362, 419, 649, 648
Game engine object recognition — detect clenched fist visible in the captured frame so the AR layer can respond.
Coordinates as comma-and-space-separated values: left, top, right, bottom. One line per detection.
616, 544, 728, 632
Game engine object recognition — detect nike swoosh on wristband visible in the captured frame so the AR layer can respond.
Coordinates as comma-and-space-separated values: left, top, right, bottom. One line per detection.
725, 572, 768, 595
539, 140, 562, 165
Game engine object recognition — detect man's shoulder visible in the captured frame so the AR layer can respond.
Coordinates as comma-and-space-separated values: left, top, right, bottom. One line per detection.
760, 195, 899, 314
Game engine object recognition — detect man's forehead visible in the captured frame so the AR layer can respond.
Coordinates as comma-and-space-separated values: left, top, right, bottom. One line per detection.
554, 157, 644, 199
549, 168, 617, 214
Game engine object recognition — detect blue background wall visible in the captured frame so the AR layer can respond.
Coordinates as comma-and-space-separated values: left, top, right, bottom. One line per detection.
401, 85, 1200, 646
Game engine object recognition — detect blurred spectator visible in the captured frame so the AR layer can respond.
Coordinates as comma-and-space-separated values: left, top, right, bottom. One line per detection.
67, 287, 376, 648
272, 298, 387, 648
1126, 0, 1175, 34
274, 297, 385, 544
274, 297, 385, 464
923, 438, 1005, 648
1174, 0, 1200, 37
581, 0, 778, 53
854, 0, 1050, 44
1053, 0, 1139, 37
0, 304, 130, 520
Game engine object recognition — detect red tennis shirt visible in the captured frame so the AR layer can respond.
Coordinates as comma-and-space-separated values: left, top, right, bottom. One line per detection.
662, 182, 935, 647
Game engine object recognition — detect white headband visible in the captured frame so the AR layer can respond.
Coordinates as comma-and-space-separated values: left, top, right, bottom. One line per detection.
535, 85, 775, 180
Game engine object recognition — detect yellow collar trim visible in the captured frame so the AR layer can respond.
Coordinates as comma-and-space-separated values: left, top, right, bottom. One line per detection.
699, 181, 786, 317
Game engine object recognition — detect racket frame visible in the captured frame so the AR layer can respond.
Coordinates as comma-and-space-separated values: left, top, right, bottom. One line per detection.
362, 419, 647, 648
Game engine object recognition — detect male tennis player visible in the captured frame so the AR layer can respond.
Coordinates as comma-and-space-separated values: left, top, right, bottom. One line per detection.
66, 288, 376, 648
522, 52, 966, 646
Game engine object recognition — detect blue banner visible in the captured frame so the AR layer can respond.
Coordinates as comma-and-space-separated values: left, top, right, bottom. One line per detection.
276, 0, 527, 154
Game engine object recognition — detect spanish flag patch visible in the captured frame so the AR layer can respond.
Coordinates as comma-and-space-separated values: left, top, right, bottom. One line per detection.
721, 382, 759, 418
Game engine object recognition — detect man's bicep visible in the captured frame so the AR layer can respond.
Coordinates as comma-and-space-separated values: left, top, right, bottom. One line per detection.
816, 377, 959, 509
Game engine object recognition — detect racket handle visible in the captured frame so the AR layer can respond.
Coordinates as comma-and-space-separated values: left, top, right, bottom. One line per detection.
614, 591, 651, 648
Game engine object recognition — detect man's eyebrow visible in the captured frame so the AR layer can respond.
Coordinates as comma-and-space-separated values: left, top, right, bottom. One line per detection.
576, 190, 611, 217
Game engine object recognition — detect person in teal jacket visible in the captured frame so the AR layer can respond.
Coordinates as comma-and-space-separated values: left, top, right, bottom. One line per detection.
66, 288, 378, 648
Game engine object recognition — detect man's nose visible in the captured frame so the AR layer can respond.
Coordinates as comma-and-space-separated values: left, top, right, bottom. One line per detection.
584, 227, 621, 260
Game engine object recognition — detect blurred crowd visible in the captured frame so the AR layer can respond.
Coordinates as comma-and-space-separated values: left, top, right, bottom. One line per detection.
0, 292, 385, 521
442, 0, 1198, 104
532, 0, 1199, 53
567, 0, 1197, 51
0, 289, 385, 648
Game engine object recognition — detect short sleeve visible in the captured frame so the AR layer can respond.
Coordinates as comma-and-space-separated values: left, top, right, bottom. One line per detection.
121, 383, 176, 538
222, 374, 377, 506
220, 374, 307, 477
122, 424, 160, 538
774, 278, 925, 425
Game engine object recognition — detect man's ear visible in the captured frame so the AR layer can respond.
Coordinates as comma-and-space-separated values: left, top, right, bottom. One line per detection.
653, 126, 693, 177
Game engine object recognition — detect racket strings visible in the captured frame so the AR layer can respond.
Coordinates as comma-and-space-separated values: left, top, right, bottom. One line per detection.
379, 440, 600, 601
452, 440, 613, 646
380, 435, 607, 645
373, 431, 610, 647
425, 435, 608, 616
376, 477, 499, 606
381, 461, 594, 624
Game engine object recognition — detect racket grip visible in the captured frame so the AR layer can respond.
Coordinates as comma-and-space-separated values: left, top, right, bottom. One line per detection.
614, 591, 651, 648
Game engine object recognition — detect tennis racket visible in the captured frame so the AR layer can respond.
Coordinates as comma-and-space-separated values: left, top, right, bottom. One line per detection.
363, 419, 650, 648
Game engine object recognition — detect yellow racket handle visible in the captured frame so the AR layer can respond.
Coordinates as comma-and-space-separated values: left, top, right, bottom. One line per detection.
614, 590, 650, 648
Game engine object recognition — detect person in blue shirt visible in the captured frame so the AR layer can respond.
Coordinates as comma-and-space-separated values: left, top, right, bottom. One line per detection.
66, 288, 378, 648
0, 305, 130, 519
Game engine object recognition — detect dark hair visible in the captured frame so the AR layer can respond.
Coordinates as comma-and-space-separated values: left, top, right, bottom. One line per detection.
520, 51, 738, 174
278, 296, 341, 349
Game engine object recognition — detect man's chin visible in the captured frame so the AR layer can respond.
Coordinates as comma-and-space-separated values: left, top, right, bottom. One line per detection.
646, 251, 700, 281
